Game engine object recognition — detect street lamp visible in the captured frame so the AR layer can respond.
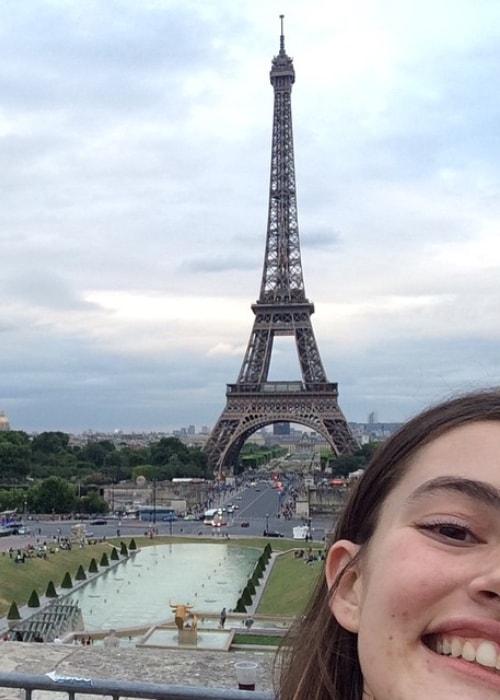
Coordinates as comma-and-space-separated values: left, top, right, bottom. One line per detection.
152, 479, 157, 525
265, 512, 269, 535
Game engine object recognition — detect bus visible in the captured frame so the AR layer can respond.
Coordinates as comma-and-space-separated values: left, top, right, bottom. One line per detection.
203, 508, 227, 527
135, 506, 177, 522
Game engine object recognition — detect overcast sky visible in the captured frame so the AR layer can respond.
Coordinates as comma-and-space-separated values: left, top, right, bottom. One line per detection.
2, 0, 500, 434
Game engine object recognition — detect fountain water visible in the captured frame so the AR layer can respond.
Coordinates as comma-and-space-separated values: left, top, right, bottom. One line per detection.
66, 543, 261, 649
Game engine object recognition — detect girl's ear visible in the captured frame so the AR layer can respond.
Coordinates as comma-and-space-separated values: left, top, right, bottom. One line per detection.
325, 539, 363, 633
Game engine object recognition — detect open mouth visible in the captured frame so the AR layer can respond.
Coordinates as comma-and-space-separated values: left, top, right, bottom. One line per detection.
424, 634, 500, 671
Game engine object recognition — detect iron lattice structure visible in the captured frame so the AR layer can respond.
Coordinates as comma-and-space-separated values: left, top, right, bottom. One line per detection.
205, 19, 356, 475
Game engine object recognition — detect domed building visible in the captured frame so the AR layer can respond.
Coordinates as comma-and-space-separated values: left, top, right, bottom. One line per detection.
0, 411, 10, 431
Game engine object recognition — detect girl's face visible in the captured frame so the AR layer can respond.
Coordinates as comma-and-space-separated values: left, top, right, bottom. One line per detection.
327, 420, 500, 700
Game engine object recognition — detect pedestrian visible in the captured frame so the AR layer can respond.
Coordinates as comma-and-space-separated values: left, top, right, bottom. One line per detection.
278, 388, 500, 700
219, 607, 227, 629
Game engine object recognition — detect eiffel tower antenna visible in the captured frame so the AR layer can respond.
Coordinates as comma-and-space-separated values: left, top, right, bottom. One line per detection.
205, 18, 356, 476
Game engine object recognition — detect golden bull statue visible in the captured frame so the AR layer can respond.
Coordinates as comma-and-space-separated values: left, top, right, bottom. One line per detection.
170, 602, 198, 631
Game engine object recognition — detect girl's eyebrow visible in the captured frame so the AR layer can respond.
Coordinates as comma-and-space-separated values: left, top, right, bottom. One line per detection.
405, 476, 500, 510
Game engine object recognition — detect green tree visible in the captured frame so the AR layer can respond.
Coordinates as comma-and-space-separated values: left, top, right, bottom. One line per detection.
0, 432, 31, 482
27, 590, 41, 608
80, 441, 116, 469
329, 454, 365, 478
120, 446, 149, 470
103, 450, 126, 481
7, 601, 21, 620
45, 581, 58, 598
130, 465, 159, 483
61, 572, 73, 588
150, 437, 189, 466
30, 431, 78, 479
31, 476, 77, 514
77, 490, 108, 515
31, 431, 69, 454
0, 487, 29, 512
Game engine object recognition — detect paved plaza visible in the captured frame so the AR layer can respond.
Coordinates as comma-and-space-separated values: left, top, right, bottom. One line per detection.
0, 641, 277, 697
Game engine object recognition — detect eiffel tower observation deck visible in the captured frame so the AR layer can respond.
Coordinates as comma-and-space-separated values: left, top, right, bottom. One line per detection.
205, 18, 357, 476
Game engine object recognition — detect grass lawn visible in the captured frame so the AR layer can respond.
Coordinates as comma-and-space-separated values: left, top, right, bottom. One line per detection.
256, 549, 322, 616
0, 535, 321, 620
0, 540, 123, 616
232, 633, 280, 646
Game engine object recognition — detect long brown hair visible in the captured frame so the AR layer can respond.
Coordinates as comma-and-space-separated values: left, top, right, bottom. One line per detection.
277, 389, 500, 700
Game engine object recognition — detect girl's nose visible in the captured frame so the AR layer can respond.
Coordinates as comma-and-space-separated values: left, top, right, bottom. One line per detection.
469, 558, 500, 607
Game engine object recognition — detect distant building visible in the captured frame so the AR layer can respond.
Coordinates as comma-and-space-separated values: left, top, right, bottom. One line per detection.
0, 411, 10, 431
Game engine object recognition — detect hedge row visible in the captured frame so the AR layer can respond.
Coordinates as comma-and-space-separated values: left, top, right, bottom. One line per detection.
234, 543, 272, 613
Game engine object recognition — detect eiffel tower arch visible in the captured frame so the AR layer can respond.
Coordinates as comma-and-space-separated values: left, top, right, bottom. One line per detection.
205, 18, 357, 476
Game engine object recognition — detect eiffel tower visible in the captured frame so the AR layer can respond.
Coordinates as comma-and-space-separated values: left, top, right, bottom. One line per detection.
205, 18, 356, 475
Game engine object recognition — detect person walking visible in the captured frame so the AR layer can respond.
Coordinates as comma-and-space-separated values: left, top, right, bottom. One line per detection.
219, 607, 227, 629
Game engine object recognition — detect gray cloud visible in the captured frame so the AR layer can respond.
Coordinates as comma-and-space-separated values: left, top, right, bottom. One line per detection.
1, 0, 500, 433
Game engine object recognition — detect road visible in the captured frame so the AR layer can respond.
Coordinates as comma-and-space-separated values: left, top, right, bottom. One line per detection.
2, 481, 334, 549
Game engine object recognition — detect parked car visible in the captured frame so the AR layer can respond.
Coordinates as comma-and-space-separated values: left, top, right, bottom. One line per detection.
183, 514, 196, 521
161, 513, 178, 522
17, 526, 31, 535
240, 521, 250, 528
90, 519, 108, 526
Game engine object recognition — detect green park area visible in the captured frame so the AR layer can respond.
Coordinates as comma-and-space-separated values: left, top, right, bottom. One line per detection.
0, 535, 323, 622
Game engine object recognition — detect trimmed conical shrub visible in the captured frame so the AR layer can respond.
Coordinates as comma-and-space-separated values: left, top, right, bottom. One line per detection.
88, 558, 98, 573
234, 597, 246, 613
45, 580, 58, 598
246, 579, 256, 596
7, 601, 21, 620
129, 538, 137, 550
75, 564, 86, 581
27, 590, 41, 608
61, 572, 73, 589
252, 562, 263, 584
120, 541, 128, 556
110, 547, 119, 561
100, 552, 109, 567
242, 585, 253, 607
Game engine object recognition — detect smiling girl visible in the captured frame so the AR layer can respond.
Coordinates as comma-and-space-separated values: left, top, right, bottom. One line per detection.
278, 389, 500, 699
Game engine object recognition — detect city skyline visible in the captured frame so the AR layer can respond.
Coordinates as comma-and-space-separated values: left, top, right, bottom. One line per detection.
2, 1, 500, 433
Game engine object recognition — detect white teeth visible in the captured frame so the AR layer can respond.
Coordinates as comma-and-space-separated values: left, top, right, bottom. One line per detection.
462, 641, 476, 662
476, 641, 497, 668
434, 635, 500, 670
451, 637, 462, 657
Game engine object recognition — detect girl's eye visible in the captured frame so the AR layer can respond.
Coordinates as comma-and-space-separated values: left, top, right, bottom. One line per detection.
417, 521, 478, 544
